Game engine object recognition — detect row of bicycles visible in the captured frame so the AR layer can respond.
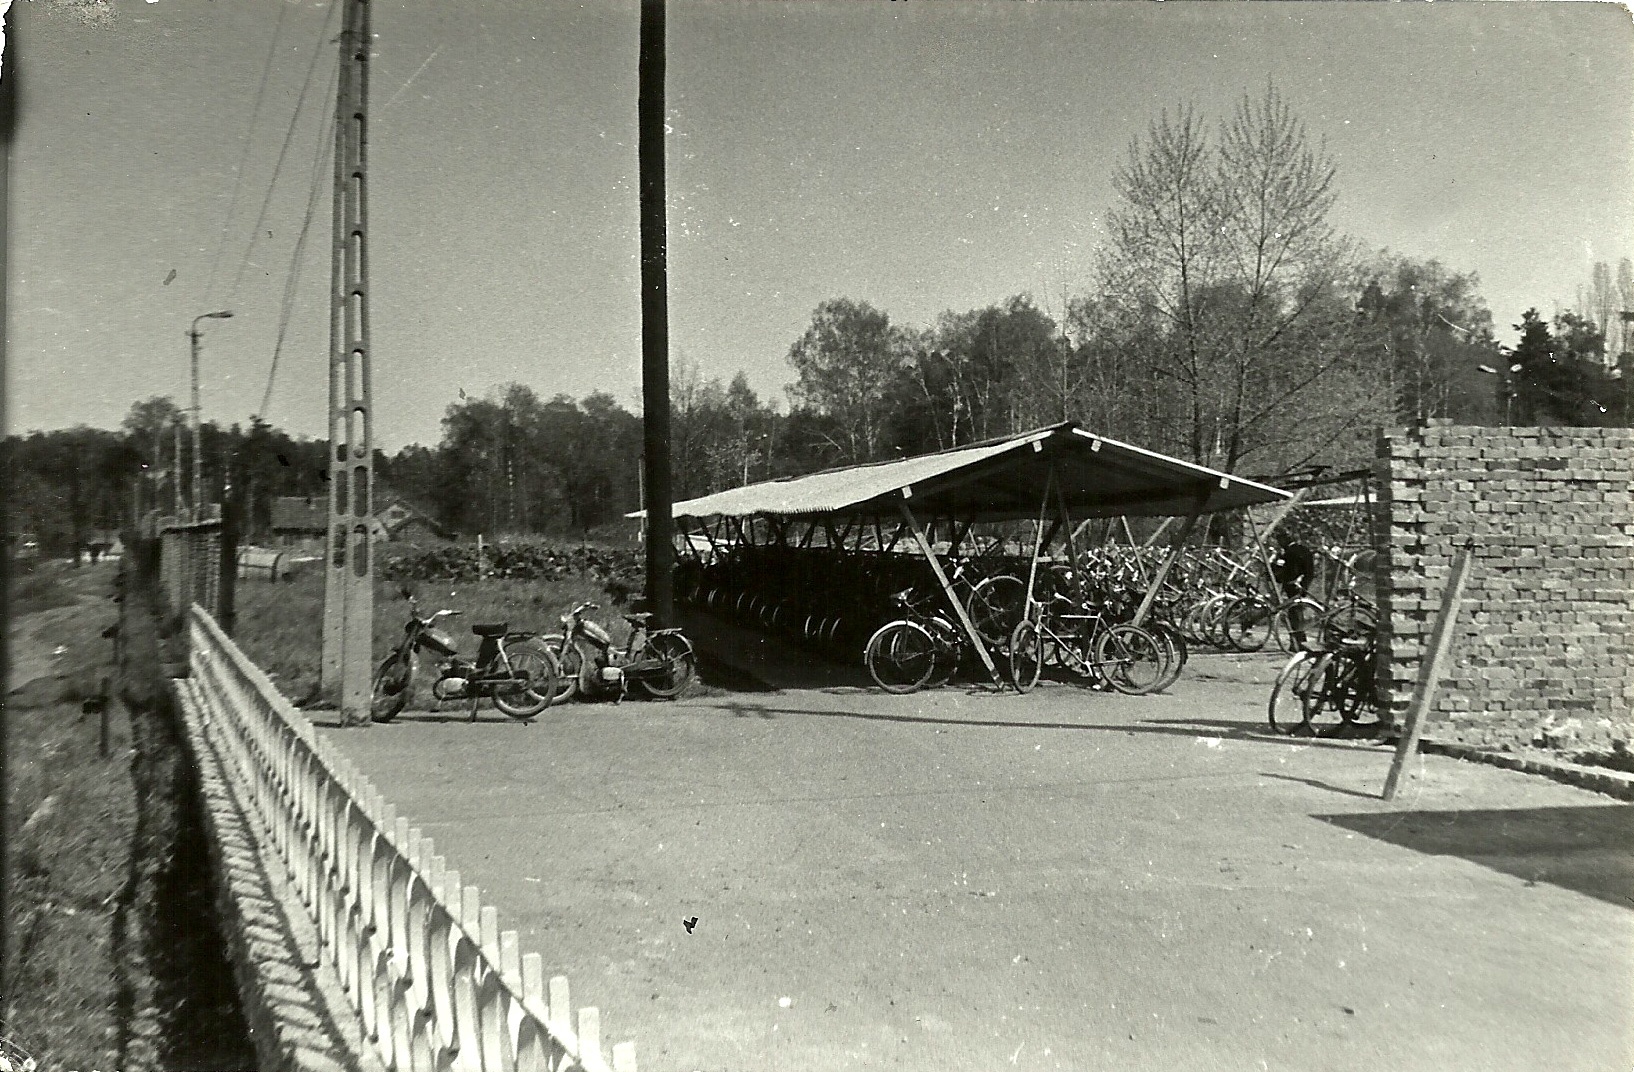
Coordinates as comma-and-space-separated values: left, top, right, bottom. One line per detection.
862, 578, 1184, 696
674, 536, 1380, 705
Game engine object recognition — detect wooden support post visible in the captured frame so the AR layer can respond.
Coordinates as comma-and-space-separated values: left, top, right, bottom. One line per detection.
1256, 486, 1309, 549
1039, 517, 1062, 558
898, 499, 1002, 687
1383, 543, 1476, 801
1244, 508, 1285, 596
1131, 486, 1210, 627
1053, 479, 1085, 606
1141, 515, 1176, 549
1022, 467, 1055, 623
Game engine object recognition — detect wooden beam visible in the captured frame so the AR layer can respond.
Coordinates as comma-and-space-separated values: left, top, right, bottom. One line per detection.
1383, 543, 1476, 801
1255, 486, 1310, 547
899, 498, 1002, 687
1141, 515, 1177, 549
1131, 486, 1210, 627
1054, 476, 1086, 606
1022, 466, 1055, 625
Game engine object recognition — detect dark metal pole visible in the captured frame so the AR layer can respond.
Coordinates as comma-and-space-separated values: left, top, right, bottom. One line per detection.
0, 1, 16, 1001
639, 0, 674, 625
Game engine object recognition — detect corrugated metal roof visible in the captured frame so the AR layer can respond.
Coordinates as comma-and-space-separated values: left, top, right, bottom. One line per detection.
648, 422, 1291, 522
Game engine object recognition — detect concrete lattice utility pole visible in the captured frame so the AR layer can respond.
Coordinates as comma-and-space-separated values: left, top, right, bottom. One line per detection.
321, 0, 376, 726
188, 310, 233, 520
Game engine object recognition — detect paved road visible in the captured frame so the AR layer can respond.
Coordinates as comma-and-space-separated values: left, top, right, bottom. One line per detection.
321, 657, 1633, 1072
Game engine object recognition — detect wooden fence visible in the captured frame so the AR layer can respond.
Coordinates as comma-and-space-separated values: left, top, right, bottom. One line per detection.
182, 605, 638, 1071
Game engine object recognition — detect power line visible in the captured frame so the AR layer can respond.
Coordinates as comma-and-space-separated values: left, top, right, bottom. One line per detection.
259, 79, 337, 421
202, 0, 289, 308
228, 0, 342, 305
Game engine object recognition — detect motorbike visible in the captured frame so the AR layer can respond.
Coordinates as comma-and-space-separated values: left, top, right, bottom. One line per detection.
370, 586, 559, 723
543, 601, 697, 703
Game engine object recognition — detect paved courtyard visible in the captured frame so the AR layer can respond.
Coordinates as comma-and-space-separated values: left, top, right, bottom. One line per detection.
321, 654, 1633, 1072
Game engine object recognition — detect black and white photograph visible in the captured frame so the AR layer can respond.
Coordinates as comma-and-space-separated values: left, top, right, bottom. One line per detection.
4, 1, 1632, 1069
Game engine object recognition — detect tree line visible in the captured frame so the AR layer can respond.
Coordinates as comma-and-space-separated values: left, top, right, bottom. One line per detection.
9, 87, 1629, 552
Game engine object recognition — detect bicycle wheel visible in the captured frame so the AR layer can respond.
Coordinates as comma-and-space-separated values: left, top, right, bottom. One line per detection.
539, 633, 584, 704
1095, 624, 1165, 695
926, 617, 962, 688
1007, 619, 1044, 693
1278, 598, 1327, 652
370, 651, 414, 723
1301, 653, 1350, 736
1223, 595, 1274, 652
1199, 595, 1236, 649
632, 632, 697, 699
493, 640, 559, 718
968, 575, 1026, 647
1267, 651, 1318, 735
864, 620, 936, 694
1318, 600, 1377, 652
1146, 620, 1188, 691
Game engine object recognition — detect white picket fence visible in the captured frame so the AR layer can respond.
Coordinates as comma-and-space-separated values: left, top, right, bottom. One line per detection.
185, 606, 638, 1072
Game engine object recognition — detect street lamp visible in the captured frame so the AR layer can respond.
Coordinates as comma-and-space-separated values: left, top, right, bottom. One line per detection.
188, 310, 233, 519
1477, 357, 1523, 427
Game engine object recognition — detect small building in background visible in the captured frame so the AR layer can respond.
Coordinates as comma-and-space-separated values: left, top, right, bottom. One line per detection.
269, 491, 447, 548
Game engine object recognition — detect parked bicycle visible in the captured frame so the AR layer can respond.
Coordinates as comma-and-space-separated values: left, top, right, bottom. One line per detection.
544, 602, 697, 703
371, 587, 559, 723
1217, 590, 1326, 653
864, 587, 966, 693
1267, 603, 1381, 736
1007, 591, 1168, 695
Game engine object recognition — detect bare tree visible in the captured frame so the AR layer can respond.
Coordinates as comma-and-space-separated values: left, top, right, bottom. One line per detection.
1097, 86, 1380, 476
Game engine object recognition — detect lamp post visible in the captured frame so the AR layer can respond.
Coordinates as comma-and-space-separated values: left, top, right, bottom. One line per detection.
1477, 355, 1523, 427
188, 310, 233, 520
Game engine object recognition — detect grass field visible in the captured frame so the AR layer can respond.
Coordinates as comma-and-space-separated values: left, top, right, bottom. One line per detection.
5, 561, 135, 1070
233, 564, 625, 704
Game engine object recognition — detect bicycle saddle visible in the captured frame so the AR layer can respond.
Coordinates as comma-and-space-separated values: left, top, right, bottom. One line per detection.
623, 611, 653, 625
471, 623, 508, 637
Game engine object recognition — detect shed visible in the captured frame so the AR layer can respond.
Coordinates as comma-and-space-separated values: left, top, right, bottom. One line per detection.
645, 422, 1292, 684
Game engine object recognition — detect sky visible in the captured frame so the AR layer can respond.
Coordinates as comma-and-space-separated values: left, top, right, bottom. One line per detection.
7, 0, 1633, 452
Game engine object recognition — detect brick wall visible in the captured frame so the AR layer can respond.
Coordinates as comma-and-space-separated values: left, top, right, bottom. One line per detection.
1373, 420, 1634, 751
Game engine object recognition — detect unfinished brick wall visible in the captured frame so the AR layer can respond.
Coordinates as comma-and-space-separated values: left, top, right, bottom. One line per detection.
1373, 420, 1634, 751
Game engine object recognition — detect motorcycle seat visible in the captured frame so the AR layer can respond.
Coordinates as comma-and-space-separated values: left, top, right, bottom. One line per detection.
472, 623, 509, 638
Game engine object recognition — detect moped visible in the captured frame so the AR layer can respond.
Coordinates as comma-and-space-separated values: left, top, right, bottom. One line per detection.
543, 601, 697, 703
371, 586, 559, 722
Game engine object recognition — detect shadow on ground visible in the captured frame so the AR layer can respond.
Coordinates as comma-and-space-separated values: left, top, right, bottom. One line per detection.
1316, 805, 1634, 909
701, 698, 1386, 753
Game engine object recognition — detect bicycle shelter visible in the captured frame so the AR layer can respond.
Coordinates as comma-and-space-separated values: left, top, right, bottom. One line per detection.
651, 422, 1292, 687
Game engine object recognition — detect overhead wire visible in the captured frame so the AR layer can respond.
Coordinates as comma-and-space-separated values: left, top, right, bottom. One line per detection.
202, 0, 290, 310
259, 68, 338, 422
228, 0, 343, 307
